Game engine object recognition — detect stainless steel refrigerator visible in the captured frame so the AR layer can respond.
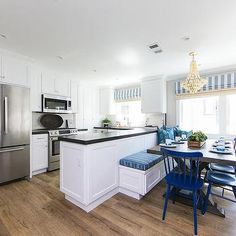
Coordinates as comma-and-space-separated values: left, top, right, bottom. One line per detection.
0, 84, 30, 184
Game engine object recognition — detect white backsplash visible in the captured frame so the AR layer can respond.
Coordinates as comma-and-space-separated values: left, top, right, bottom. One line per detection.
32, 112, 76, 130
145, 114, 164, 127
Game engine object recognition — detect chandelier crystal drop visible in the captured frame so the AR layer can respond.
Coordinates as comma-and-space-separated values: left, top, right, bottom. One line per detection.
181, 52, 207, 94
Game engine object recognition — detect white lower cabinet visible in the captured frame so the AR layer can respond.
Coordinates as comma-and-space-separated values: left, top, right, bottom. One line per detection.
119, 161, 164, 198
60, 132, 158, 212
87, 143, 118, 202
32, 134, 48, 175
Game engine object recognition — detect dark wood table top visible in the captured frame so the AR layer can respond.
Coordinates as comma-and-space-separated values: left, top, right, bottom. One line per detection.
147, 139, 236, 166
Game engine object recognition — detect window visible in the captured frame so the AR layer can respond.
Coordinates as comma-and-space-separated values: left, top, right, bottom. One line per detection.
115, 100, 145, 126
177, 93, 236, 137
226, 94, 236, 135
178, 96, 219, 134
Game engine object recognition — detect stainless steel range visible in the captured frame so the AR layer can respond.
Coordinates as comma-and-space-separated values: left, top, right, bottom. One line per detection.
48, 128, 79, 171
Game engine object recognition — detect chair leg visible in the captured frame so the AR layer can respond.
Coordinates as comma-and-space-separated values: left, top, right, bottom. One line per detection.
202, 182, 212, 215
162, 184, 171, 220
199, 190, 204, 215
232, 186, 236, 199
172, 187, 176, 204
193, 190, 198, 236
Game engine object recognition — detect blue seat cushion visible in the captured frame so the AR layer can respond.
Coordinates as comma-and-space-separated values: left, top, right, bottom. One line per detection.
165, 172, 204, 191
119, 151, 163, 171
209, 163, 235, 174
206, 170, 236, 187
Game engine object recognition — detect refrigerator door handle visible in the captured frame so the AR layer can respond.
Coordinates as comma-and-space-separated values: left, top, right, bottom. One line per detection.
4, 96, 8, 134
0, 146, 25, 153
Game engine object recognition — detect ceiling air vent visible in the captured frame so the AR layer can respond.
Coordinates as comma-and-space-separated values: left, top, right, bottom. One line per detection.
149, 43, 159, 49
148, 42, 163, 54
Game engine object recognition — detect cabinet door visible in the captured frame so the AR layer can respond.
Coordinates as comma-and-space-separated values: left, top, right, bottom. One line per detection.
0, 55, 3, 79
71, 82, 78, 113
2, 55, 29, 87
30, 66, 42, 112
99, 88, 115, 115
41, 71, 55, 94
54, 76, 70, 97
141, 78, 166, 113
32, 141, 48, 172
76, 86, 84, 128
83, 87, 93, 130
88, 143, 118, 202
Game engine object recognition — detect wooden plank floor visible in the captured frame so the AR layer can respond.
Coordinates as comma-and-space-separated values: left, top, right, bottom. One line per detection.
0, 171, 236, 236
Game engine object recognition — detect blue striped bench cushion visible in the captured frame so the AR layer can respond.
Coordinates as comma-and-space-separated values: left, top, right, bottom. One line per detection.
119, 151, 163, 171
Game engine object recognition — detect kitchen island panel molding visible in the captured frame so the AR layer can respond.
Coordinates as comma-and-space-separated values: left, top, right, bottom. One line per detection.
60, 132, 157, 212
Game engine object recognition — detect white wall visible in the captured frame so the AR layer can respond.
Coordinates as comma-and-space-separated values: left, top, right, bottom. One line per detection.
166, 80, 177, 126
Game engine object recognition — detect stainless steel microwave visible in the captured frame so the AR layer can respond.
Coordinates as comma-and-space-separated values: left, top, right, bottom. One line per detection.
42, 94, 72, 113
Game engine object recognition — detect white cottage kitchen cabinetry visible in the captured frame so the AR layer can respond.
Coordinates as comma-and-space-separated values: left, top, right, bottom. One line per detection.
0, 53, 29, 87
141, 77, 166, 113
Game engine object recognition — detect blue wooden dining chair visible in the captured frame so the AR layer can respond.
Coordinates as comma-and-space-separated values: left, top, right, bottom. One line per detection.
208, 138, 236, 175
203, 170, 236, 214
161, 148, 203, 236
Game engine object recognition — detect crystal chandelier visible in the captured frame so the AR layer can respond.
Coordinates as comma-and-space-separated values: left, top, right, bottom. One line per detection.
181, 52, 207, 94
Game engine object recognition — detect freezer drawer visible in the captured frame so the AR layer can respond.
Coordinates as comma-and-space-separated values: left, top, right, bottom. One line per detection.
0, 145, 30, 184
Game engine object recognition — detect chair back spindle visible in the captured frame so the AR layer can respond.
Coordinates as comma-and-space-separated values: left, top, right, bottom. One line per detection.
161, 148, 203, 184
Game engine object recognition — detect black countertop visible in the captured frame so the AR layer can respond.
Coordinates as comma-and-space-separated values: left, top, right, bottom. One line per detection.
58, 128, 158, 145
32, 128, 88, 135
94, 126, 133, 130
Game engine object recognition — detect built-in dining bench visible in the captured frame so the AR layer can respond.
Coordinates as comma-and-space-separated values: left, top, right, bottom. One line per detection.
119, 151, 166, 200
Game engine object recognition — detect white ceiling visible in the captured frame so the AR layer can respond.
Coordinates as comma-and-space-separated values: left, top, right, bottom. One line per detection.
0, 0, 236, 85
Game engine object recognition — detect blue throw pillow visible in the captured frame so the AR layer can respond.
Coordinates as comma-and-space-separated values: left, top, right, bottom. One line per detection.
165, 127, 175, 140
182, 130, 193, 138
157, 129, 168, 144
174, 126, 182, 137
174, 126, 192, 138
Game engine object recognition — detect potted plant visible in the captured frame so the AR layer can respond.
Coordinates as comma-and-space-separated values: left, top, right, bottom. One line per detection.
101, 117, 112, 128
188, 131, 207, 148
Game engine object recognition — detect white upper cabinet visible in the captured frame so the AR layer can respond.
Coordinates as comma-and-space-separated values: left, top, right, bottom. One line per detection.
71, 81, 78, 113
30, 66, 42, 112
41, 71, 55, 94
55, 74, 71, 97
99, 87, 115, 115
141, 77, 166, 113
0, 54, 29, 87
41, 71, 70, 97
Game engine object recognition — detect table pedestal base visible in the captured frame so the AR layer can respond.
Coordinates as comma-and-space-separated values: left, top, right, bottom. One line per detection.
163, 188, 225, 218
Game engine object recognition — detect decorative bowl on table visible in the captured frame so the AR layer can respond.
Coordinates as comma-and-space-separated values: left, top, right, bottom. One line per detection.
187, 131, 207, 148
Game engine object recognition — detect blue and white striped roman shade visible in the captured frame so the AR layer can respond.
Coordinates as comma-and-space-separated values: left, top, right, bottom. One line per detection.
114, 86, 141, 102
176, 71, 236, 95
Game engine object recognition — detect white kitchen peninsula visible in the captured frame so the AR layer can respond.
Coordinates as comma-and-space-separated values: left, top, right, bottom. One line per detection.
59, 128, 157, 212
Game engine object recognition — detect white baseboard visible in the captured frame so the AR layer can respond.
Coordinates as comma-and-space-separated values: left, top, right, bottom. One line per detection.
119, 187, 143, 200
65, 188, 119, 212
32, 168, 47, 176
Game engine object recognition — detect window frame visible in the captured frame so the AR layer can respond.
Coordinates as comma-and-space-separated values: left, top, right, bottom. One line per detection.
176, 92, 236, 138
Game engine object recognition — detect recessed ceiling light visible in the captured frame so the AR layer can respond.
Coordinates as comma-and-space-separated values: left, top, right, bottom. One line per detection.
57, 56, 63, 60
182, 36, 190, 41
0, 34, 7, 39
